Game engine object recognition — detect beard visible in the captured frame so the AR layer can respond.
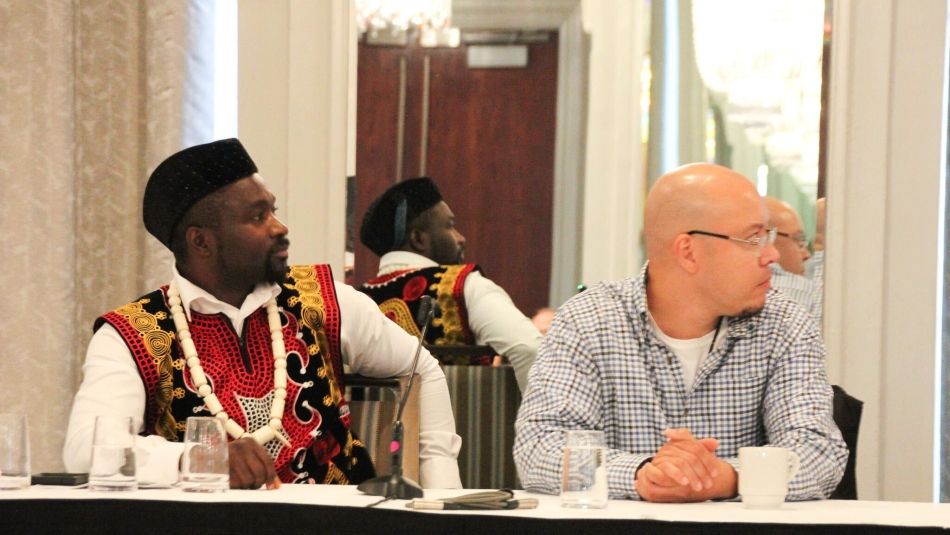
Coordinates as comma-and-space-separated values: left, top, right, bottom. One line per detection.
265, 259, 288, 285
446, 243, 464, 264
264, 238, 290, 284
734, 305, 765, 319
432, 243, 464, 265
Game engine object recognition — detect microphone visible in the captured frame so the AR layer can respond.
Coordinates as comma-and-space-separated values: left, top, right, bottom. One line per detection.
358, 295, 437, 499
414, 296, 435, 328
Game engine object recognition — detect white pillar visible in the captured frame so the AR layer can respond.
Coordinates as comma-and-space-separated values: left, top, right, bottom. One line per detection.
824, 0, 947, 502
238, 0, 351, 277
578, 0, 646, 287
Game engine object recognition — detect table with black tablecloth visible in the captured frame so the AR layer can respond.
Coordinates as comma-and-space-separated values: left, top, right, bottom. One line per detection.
3, 484, 948, 534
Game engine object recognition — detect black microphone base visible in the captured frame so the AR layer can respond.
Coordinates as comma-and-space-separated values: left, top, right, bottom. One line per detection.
358, 474, 424, 499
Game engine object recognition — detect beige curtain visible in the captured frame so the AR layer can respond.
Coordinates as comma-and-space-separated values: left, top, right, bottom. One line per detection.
0, 0, 186, 472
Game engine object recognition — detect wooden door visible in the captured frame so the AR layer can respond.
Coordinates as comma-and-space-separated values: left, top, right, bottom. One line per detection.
354, 37, 558, 315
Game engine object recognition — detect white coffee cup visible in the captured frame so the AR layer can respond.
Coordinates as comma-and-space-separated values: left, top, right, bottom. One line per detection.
738, 446, 800, 508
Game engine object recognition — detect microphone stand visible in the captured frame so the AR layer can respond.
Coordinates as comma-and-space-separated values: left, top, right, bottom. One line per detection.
358, 296, 436, 499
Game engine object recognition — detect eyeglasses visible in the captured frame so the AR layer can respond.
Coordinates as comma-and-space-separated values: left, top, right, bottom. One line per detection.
776, 231, 809, 249
686, 227, 778, 255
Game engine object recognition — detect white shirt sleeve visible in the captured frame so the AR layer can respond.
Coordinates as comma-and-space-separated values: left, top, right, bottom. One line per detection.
334, 282, 463, 489
463, 272, 542, 391
63, 324, 183, 486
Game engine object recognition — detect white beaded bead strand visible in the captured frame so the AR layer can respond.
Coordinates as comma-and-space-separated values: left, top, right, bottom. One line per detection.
168, 283, 290, 447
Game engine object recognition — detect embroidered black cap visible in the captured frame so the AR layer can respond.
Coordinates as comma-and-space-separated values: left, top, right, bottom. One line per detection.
143, 138, 258, 249
360, 177, 443, 257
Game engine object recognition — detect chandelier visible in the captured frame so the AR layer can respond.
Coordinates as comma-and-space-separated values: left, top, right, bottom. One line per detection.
356, 0, 458, 47
692, 0, 824, 167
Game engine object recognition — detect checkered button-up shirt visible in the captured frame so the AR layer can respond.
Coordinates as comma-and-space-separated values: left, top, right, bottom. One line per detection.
771, 251, 824, 322
514, 265, 846, 500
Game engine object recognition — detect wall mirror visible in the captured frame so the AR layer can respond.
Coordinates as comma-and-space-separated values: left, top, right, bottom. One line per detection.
348, 0, 569, 316
346, 0, 829, 318
647, 0, 828, 261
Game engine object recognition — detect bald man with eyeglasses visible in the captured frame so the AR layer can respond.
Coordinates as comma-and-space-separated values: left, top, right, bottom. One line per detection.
764, 196, 824, 321
514, 163, 846, 503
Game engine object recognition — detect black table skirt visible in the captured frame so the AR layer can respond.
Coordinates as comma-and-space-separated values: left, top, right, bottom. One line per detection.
2, 499, 947, 535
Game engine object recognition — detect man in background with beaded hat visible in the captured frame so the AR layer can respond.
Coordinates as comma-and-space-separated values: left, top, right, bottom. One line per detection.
64, 139, 462, 489
358, 177, 541, 392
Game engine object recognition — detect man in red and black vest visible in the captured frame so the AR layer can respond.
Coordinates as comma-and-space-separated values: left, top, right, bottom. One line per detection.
359, 177, 540, 391
64, 140, 461, 489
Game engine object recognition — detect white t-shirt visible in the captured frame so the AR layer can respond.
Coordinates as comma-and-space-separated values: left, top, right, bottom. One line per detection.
650, 315, 726, 393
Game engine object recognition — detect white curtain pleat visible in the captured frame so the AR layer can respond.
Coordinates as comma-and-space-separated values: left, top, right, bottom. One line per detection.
0, 0, 191, 472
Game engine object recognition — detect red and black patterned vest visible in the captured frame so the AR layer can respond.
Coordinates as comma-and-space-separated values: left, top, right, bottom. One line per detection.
95, 264, 374, 485
360, 264, 487, 364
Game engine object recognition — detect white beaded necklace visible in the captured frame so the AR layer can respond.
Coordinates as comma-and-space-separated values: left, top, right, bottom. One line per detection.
167, 283, 291, 448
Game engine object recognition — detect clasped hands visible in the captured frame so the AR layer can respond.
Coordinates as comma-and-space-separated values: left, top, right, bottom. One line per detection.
634, 428, 737, 502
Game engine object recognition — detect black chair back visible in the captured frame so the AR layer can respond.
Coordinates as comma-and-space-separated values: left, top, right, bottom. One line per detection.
830, 384, 863, 500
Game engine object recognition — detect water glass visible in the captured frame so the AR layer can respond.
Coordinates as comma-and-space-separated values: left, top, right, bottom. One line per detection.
180, 417, 229, 492
89, 416, 137, 491
560, 429, 608, 508
0, 413, 30, 490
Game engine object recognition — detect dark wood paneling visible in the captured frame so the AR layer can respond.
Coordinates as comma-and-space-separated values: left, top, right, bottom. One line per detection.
355, 38, 559, 315
354, 46, 406, 286
424, 40, 558, 315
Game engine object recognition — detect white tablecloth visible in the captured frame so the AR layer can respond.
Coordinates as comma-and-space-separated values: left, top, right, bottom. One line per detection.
5, 485, 949, 529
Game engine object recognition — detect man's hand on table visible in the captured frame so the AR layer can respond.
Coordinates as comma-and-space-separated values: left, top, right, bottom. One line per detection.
229, 437, 280, 490
634, 428, 737, 502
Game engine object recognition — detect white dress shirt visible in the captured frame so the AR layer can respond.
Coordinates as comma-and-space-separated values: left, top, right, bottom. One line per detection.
63, 266, 462, 488
376, 251, 541, 391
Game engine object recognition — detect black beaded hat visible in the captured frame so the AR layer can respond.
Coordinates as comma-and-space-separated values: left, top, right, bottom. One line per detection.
143, 138, 258, 249
360, 177, 443, 257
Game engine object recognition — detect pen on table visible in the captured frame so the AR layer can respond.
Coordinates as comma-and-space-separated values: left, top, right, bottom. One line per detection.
407, 498, 538, 510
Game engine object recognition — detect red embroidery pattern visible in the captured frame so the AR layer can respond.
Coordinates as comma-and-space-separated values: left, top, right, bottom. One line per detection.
402, 275, 428, 302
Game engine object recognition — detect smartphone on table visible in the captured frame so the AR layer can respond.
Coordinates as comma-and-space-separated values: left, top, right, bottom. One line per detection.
31, 472, 89, 486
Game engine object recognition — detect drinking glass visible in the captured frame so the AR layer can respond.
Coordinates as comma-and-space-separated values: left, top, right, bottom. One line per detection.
560, 429, 608, 508
180, 416, 229, 492
0, 413, 30, 490
88, 415, 137, 491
